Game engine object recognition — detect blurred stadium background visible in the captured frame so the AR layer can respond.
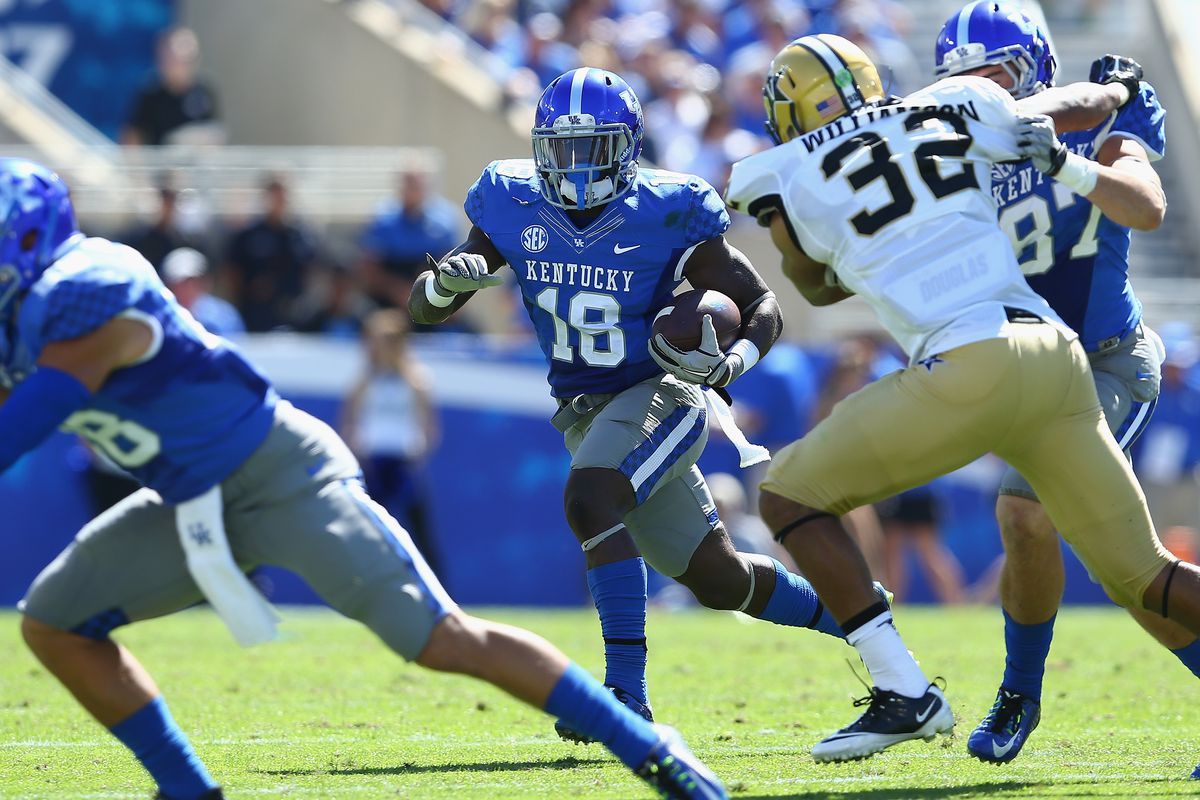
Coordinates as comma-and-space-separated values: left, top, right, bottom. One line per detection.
0, 0, 1198, 611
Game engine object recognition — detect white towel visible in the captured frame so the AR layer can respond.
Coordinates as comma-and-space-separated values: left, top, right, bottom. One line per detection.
176, 485, 279, 647
702, 388, 771, 468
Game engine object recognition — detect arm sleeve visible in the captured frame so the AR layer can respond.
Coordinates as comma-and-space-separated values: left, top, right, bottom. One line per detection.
683, 178, 731, 244
1105, 83, 1166, 161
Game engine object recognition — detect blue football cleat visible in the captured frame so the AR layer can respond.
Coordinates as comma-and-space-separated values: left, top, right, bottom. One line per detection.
556, 684, 653, 744
967, 687, 1041, 763
1190, 763, 1200, 780
636, 724, 728, 799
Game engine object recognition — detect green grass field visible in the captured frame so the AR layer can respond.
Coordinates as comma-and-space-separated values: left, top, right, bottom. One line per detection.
1, 605, 1197, 799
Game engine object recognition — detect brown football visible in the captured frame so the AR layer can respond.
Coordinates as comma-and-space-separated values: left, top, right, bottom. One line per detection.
652, 289, 741, 352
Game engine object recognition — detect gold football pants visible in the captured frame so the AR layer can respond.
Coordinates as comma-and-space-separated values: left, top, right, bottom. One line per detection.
762, 322, 1172, 608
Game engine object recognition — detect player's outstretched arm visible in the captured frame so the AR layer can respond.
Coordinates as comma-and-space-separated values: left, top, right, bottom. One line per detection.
409, 225, 506, 326
766, 214, 853, 307
1016, 118, 1165, 231
1017, 55, 1142, 133
0, 316, 153, 474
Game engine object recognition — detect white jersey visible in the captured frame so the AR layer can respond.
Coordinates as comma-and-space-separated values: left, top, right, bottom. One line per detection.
726, 76, 1071, 362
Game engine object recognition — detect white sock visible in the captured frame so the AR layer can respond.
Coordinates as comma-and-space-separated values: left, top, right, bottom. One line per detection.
845, 611, 929, 698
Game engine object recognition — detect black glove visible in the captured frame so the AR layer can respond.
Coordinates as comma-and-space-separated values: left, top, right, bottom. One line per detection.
1089, 54, 1143, 107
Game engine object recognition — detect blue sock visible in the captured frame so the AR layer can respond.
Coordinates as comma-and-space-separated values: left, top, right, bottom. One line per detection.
755, 558, 843, 638
587, 558, 648, 703
109, 697, 217, 800
1001, 609, 1056, 701
1171, 639, 1200, 678
545, 662, 659, 769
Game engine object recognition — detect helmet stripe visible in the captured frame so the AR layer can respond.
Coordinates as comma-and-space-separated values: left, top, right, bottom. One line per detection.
957, 1, 982, 46
569, 68, 588, 116
799, 37, 861, 111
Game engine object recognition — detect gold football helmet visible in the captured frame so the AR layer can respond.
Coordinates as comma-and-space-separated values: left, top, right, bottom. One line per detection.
763, 34, 885, 144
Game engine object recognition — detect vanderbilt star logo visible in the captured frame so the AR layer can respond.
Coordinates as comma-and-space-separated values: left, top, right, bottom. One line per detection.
613, 243, 641, 254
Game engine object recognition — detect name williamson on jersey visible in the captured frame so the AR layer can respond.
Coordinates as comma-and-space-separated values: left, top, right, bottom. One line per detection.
798, 101, 983, 153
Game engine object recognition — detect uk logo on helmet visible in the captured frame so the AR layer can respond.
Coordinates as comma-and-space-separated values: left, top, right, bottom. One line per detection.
521, 225, 548, 253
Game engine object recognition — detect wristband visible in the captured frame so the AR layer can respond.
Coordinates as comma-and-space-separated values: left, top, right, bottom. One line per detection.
727, 339, 761, 374
424, 274, 456, 308
1053, 152, 1100, 197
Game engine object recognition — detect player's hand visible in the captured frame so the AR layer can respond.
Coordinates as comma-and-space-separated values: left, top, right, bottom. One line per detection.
1089, 54, 1142, 107
649, 314, 739, 387
1014, 115, 1068, 176
432, 253, 504, 294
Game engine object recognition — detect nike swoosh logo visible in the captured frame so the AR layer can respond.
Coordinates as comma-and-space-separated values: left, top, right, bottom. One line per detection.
991, 737, 1018, 758
613, 243, 641, 254
914, 698, 938, 723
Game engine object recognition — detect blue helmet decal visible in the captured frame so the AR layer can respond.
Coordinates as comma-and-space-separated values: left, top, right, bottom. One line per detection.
934, 2, 1057, 99
0, 158, 82, 320
531, 68, 645, 211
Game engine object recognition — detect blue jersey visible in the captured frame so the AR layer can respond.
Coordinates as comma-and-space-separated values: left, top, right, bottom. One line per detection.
992, 84, 1166, 351
465, 159, 730, 397
10, 238, 277, 503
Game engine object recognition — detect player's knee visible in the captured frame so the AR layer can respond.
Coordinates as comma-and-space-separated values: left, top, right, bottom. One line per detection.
20, 614, 73, 657
563, 469, 633, 540
759, 490, 821, 538
416, 611, 488, 676
996, 495, 1055, 550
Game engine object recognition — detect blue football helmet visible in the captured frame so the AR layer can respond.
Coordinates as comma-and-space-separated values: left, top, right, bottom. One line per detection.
934, 2, 1057, 99
0, 158, 82, 319
532, 68, 644, 211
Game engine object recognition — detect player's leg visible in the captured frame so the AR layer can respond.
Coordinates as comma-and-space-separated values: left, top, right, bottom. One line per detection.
235, 413, 726, 798
759, 336, 1035, 761
415, 611, 726, 798
998, 327, 1200, 634
19, 489, 221, 800
555, 376, 711, 722
966, 486, 1058, 763
624, 466, 861, 637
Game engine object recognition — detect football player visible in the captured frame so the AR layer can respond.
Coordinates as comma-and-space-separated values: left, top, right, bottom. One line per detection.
410, 67, 876, 744
726, 33, 1200, 762
933, 1, 1191, 766
2, 159, 725, 800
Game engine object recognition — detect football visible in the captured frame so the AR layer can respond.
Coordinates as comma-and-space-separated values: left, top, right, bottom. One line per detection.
652, 288, 742, 351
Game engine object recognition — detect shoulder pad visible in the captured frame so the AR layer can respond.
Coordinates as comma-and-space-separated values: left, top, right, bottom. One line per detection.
1107, 82, 1166, 161
918, 76, 1018, 114
465, 159, 541, 231
726, 151, 787, 225
637, 170, 731, 244
19, 239, 154, 350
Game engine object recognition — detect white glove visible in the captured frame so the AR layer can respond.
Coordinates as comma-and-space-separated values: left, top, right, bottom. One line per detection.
649, 314, 742, 387
1014, 114, 1068, 176
433, 253, 504, 294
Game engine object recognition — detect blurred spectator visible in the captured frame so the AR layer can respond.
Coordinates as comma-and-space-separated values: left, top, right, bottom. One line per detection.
359, 170, 461, 312
162, 247, 245, 337
223, 175, 319, 332
341, 310, 441, 574
1133, 322, 1200, 534
878, 486, 967, 604
122, 27, 225, 146
293, 262, 374, 340
122, 182, 198, 274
